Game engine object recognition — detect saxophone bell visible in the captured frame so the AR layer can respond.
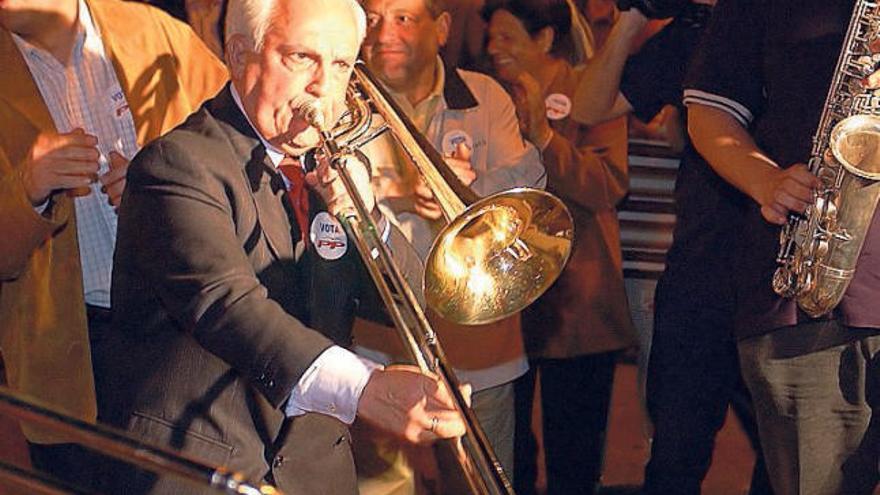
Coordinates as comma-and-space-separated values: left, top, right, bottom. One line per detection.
831, 114, 880, 181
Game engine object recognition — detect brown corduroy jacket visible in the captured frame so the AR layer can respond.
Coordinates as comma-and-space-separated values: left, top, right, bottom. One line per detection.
0, 0, 227, 444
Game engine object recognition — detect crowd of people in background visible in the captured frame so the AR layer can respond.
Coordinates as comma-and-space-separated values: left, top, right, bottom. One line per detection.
1, 0, 879, 494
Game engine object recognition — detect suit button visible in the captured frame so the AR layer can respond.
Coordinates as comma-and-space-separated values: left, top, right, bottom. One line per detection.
272, 455, 285, 469
267, 379, 276, 388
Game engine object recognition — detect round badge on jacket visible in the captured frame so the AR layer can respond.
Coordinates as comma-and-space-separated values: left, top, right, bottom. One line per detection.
441, 129, 474, 155
310, 212, 348, 260
545, 93, 572, 121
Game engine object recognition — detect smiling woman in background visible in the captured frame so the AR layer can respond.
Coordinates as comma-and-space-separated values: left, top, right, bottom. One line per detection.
482, 0, 637, 492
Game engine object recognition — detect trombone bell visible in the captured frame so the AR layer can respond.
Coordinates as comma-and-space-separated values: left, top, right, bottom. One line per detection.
343, 63, 575, 326
425, 188, 573, 325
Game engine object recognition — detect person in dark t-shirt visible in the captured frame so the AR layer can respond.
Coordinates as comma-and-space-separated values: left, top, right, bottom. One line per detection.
573, 2, 773, 493
686, 1, 880, 493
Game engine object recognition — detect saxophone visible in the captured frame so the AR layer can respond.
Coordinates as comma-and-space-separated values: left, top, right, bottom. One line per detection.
772, 1, 880, 318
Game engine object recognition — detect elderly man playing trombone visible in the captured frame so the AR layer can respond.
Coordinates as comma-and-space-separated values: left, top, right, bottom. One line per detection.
99, 0, 465, 493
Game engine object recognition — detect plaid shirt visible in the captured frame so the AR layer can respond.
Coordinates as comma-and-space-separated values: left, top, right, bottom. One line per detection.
13, 0, 139, 308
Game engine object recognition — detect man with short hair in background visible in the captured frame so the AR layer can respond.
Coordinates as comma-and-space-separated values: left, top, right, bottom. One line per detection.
355, 0, 546, 490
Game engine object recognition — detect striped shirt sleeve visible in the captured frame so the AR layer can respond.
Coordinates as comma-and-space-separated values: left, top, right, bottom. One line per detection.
683, 88, 755, 127
682, 0, 765, 128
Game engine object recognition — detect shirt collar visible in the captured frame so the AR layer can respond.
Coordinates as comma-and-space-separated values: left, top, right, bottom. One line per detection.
441, 62, 479, 110
386, 56, 445, 111
10, 0, 94, 67
79, 0, 105, 60
382, 56, 478, 112
426, 56, 446, 104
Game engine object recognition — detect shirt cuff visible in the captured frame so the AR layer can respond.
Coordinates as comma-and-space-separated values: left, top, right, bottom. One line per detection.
367, 209, 392, 258
682, 89, 754, 128
33, 199, 49, 215
284, 345, 382, 424
380, 212, 391, 244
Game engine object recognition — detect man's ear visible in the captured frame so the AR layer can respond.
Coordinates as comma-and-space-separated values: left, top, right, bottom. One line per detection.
225, 34, 251, 80
536, 26, 555, 54
436, 11, 451, 47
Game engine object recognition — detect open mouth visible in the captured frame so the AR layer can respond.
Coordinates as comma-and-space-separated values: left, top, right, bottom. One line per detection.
493, 56, 516, 69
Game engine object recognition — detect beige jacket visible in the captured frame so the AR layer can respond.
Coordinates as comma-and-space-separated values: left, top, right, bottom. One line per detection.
356, 65, 545, 390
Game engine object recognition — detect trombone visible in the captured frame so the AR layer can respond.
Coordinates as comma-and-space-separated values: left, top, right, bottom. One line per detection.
0, 386, 278, 494
304, 62, 573, 495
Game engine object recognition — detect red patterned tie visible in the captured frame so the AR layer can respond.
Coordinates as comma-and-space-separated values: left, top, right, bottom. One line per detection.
277, 156, 310, 249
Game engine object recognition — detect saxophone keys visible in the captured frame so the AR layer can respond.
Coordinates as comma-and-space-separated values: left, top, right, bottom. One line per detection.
853, 54, 880, 78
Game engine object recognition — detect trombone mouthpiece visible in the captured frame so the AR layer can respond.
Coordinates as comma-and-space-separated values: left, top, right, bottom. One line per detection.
298, 100, 326, 132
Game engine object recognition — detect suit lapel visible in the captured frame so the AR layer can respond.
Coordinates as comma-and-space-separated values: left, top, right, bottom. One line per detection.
250, 152, 295, 260
0, 28, 76, 220
0, 29, 56, 134
208, 86, 295, 261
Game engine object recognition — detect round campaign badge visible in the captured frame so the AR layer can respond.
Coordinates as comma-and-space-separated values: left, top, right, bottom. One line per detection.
545, 93, 572, 121
310, 212, 348, 260
441, 129, 474, 155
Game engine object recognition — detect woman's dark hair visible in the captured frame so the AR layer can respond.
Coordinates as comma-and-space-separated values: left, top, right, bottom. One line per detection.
481, 0, 574, 60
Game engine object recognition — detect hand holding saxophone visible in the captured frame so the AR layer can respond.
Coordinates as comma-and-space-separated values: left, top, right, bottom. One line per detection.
758, 36, 880, 227
757, 163, 821, 225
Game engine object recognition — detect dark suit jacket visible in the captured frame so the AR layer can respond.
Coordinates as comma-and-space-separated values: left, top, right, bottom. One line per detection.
103, 85, 421, 494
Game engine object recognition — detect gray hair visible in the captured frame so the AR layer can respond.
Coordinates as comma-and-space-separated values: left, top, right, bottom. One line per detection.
225, 0, 367, 51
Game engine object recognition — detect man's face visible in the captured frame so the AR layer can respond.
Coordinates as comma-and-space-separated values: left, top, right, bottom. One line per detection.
486, 9, 543, 84
229, 0, 360, 156
360, 0, 448, 93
